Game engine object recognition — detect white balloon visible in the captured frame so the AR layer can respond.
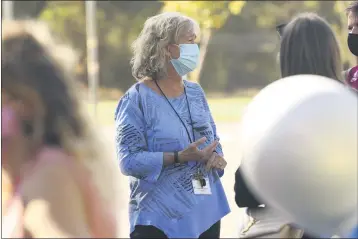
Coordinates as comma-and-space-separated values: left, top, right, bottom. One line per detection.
240, 75, 358, 237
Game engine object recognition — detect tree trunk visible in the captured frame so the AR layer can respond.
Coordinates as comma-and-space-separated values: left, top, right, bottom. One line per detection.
190, 28, 212, 83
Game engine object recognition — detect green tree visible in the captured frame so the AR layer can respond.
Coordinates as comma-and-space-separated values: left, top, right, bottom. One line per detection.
26, 1, 351, 94
39, 1, 87, 83
162, 1, 246, 83
199, 0, 351, 93
243, 0, 352, 67
38, 1, 163, 90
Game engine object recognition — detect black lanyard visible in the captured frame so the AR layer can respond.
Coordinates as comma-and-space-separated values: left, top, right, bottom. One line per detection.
154, 80, 195, 144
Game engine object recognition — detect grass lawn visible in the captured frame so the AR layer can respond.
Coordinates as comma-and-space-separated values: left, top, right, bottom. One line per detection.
86, 97, 252, 126
207, 97, 251, 123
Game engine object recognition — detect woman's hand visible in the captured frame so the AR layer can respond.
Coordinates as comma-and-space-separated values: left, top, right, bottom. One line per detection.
178, 137, 218, 163
205, 152, 227, 171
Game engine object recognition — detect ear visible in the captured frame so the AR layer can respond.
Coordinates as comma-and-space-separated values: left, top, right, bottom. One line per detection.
166, 46, 172, 58
167, 44, 176, 56
167, 44, 180, 60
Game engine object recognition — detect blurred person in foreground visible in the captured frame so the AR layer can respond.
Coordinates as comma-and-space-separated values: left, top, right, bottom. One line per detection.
115, 12, 230, 239
239, 74, 358, 238
235, 12, 344, 239
1, 20, 120, 238
344, 1, 358, 91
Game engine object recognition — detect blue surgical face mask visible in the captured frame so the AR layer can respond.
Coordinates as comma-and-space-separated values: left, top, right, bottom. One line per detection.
170, 44, 200, 77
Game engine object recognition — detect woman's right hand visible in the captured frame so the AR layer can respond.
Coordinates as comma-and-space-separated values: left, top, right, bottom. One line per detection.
178, 137, 218, 163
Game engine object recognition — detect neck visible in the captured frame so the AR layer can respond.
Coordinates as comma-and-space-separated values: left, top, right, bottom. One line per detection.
165, 75, 183, 87
158, 65, 183, 88
155, 66, 184, 98
166, 64, 183, 85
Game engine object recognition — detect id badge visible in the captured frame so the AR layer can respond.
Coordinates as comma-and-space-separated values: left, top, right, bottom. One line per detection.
192, 176, 212, 195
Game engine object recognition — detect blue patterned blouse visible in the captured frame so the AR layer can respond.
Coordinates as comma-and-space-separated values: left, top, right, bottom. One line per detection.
114, 80, 230, 238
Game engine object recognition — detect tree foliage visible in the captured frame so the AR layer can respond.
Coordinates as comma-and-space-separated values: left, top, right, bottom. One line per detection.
10, 1, 353, 95
200, 0, 352, 92
162, 1, 245, 29
37, 1, 162, 89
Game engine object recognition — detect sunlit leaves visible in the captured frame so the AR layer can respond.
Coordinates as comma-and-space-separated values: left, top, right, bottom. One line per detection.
162, 1, 246, 29
303, 1, 319, 9
39, 1, 85, 45
229, 1, 246, 15
334, 1, 350, 14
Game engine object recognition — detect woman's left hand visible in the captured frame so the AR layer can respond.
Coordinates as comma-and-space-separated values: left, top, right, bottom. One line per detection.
205, 152, 227, 171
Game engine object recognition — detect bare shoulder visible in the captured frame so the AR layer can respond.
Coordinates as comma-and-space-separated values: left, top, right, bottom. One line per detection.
26, 147, 69, 176
22, 147, 82, 206
22, 147, 90, 237
27, 147, 75, 183
37, 146, 70, 162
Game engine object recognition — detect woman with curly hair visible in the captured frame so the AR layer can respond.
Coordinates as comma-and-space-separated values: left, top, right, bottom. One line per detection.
115, 12, 230, 238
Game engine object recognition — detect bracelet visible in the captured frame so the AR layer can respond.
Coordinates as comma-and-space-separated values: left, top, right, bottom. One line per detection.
174, 151, 179, 164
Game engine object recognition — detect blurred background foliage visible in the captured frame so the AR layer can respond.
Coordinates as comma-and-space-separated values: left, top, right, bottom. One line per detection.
5, 0, 354, 97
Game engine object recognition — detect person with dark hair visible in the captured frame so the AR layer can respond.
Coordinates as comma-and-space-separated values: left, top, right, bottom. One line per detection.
280, 13, 343, 81
1, 20, 120, 238
235, 12, 345, 239
344, 1, 358, 91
